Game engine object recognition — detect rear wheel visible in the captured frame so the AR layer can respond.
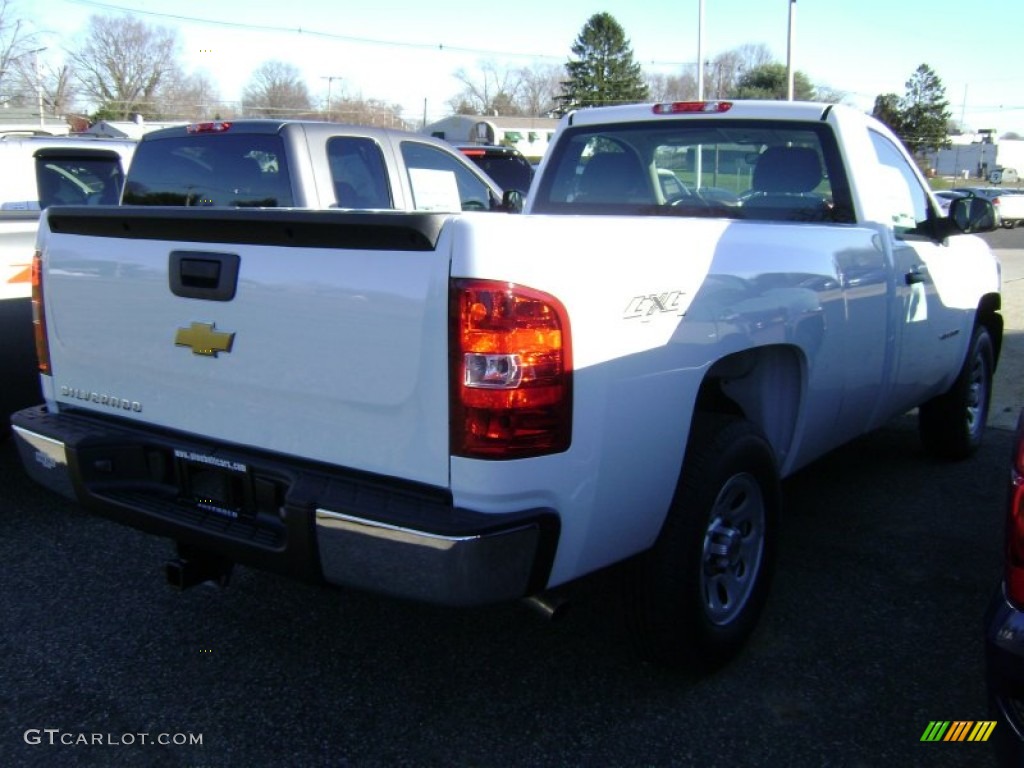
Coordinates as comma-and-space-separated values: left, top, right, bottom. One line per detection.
626, 415, 779, 672
919, 323, 994, 460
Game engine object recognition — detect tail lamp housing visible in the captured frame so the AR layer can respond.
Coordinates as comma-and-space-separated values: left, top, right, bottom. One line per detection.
1007, 415, 1024, 607
31, 249, 51, 376
450, 279, 572, 459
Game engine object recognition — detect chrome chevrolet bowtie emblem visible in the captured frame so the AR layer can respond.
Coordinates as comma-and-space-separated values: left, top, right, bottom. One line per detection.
175, 322, 235, 357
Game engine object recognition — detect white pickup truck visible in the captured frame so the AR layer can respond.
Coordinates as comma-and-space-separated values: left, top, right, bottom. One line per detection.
10, 101, 1001, 670
0, 136, 136, 433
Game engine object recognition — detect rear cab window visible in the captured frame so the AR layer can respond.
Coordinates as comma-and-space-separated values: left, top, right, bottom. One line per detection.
123, 132, 293, 207
532, 118, 853, 223
35, 150, 126, 208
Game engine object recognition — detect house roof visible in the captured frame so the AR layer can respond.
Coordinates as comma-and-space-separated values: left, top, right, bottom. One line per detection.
0, 111, 71, 136
425, 115, 559, 131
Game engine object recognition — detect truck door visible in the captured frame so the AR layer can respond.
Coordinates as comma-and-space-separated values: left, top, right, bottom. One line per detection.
869, 132, 966, 412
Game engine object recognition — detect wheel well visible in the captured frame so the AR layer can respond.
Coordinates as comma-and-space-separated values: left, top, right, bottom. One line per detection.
693, 345, 804, 468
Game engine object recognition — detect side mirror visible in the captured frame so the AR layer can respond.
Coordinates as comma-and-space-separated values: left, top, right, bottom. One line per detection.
501, 189, 524, 214
938, 195, 998, 238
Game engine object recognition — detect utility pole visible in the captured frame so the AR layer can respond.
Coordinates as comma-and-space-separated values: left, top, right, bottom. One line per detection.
696, 0, 705, 184
35, 48, 46, 128
696, 0, 705, 100
786, 0, 796, 101
321, 76, 343, 121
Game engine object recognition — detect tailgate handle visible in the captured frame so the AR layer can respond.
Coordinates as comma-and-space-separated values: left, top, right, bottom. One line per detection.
169, 251, 240, 301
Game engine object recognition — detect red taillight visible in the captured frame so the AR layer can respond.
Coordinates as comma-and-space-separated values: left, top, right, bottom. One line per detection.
1007, 415, 1024, 606
460, 148, 486, 157
186, 121, 232, 134
31, 249, 50, 375
450, 279, 572, 459
653, 101, 733, 115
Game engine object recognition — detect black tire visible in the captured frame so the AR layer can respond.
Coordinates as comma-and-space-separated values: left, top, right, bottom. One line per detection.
625, 415, 779, 672
918, 323, 994, 460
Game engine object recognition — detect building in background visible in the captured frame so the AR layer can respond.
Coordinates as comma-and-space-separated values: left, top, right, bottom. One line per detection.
0, 108, 70, 135
927, 131, 1024, 183
423, 115, 559, 162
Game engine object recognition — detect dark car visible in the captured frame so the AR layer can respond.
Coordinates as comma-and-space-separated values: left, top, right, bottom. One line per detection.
985, 410, 1024, 766
454, 144, 534, 196
934, 189, 969, 217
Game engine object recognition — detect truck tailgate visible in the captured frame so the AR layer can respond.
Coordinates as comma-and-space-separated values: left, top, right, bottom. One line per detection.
41, 208, 453, 488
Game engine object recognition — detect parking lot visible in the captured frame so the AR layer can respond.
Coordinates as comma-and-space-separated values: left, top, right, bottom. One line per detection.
1, 228, 1022, 768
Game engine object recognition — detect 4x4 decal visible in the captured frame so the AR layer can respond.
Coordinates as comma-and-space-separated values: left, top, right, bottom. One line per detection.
624, 291, 686, 321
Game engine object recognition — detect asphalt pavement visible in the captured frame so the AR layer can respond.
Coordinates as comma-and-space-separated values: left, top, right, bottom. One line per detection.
988, 226, 1024, 429
1, 227, 1022, 768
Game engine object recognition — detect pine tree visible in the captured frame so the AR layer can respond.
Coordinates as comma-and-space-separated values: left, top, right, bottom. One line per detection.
872, 93, 904, 136
731, 63, 816, 101
873, 65, 951, 157
898, 64, 951, 155
558, 13, 648, 113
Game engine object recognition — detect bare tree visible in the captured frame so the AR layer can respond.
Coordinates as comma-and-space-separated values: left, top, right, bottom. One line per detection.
328, 96, 406, 128
67, 14, 180, 119
242, 60, 312, 118
705, 43, 774, 98
157, 70, 220, 120
0, 0, 40, 106
449, 60, 524, 116
35, 61, 75, 116
516, 63, 562, 117
646, 72, 698, 102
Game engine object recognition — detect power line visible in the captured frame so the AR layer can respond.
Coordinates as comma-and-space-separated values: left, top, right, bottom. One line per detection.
63, 0, 699, 69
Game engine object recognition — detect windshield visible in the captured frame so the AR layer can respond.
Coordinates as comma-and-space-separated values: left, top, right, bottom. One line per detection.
531, 118, 853, 223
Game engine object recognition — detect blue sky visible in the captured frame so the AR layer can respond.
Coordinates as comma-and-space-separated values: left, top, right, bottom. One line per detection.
24, 0, 1024, 133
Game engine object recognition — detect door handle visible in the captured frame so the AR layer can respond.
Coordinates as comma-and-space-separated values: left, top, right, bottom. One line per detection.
169, 251, 240, 301
905, 264, 928, 285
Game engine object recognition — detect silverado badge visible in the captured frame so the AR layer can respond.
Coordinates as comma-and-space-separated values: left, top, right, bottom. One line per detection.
175, 322, 235, 357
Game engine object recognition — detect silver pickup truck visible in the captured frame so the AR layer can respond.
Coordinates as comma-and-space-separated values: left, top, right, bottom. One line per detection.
121, 119, 519, 212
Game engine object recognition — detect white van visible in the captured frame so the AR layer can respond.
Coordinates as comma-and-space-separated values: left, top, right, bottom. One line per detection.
990, 167, 1019, 184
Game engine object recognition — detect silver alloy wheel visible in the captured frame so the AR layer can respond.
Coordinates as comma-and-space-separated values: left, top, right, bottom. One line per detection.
700, 472, 766, 626
966, 346, 989, 440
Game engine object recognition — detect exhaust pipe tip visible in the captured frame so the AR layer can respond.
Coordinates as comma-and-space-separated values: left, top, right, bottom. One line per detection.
522, 593, 570, 622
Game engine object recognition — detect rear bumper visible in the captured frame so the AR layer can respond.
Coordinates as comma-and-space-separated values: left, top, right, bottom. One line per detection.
985, 584, 1024, 765
11, 405, 558, 606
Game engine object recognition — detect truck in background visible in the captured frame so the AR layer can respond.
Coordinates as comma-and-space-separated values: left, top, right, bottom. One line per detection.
120, 120, 520, 213
1, 136, 136, 434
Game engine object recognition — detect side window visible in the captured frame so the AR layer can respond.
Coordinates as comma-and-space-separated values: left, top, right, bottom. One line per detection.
869, 131, 932, 238
326, 137, 393, 209
400, 142, 493, 211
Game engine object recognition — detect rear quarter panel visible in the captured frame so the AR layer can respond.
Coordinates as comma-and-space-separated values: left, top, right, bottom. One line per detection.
447, 212, 882, 585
